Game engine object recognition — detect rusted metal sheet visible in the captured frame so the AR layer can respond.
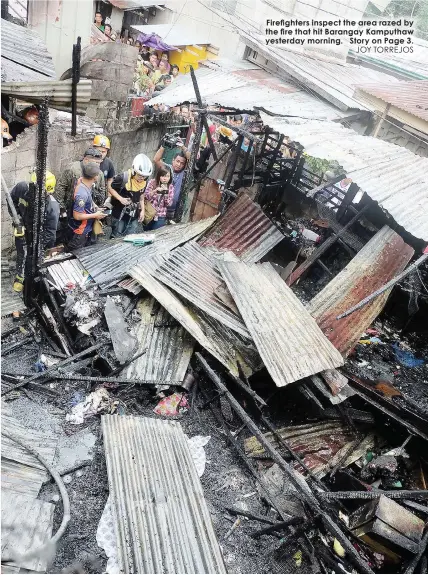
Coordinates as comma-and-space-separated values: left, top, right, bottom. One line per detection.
129, 264, 260, 376
126, 298, 194, 384
75, 216, 217, 287
307, 226, 415, 356
102, 415, 226, 574
356, 80, 428, 122
219, 261, 344, 386
154, 242, 249, 337
117, 277, 143, 295
198, 194, 284, 263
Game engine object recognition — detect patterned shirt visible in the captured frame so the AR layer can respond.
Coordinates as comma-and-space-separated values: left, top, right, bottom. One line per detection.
144, 179, 174, 219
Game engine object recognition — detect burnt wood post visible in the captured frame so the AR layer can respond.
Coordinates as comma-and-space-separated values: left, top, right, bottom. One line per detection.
71, 36, 81, 137
175, 114, 203, 222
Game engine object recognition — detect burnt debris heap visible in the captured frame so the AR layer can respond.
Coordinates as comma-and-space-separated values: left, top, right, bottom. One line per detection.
1, 68, 428, 575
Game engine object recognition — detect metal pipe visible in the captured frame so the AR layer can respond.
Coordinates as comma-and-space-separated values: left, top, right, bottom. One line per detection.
1, 174, 21, 226
336, 252, 428, 320
45, 373, 183, 386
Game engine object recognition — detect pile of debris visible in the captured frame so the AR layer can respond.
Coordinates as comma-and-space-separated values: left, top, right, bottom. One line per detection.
1, 193, 427, 574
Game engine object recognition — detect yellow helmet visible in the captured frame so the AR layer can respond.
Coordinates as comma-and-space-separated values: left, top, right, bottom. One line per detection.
30, 170, 56, 194
93, 134, 110, 149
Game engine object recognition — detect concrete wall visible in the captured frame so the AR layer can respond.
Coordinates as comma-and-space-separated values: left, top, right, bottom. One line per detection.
1, 127, 38, 252
28, 0, 93, 78
109, 6, 124, 34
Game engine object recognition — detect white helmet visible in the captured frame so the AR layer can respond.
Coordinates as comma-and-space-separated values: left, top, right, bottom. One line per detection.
132, 153, 152, 177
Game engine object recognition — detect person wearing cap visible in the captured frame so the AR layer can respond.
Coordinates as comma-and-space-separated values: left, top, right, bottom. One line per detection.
2, 118, 13, 146
55, 148, 105, 213
92, 135, 115, 201
8, 171, 59, 292
66, 162, 107, 251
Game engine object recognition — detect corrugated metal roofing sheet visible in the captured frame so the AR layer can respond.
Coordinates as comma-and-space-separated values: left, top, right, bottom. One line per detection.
1, 18, 55, 81
1, 405, 58, 497
126, 297, 194, 383
101, 415, 226, 574
218, 261, 344, 386
154, 242, 250, 337
129, 265, 260, 376
1, 491, 54, 572
47, 258, 90, 292
259, 112, 428, 243
145, 65, 347, 120
198, 193, 284, 261
356, 80, 428, 122
242, 31, 401, 112
2, 79, 92, 110
307, 226, 414, 356
75, 217, 217, 287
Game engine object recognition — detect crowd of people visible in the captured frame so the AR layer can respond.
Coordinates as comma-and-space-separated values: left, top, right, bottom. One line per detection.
8, 133, 190, 292
93, 11, 180, 98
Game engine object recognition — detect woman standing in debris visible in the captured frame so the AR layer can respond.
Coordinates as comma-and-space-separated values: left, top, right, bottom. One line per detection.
143, 166, 174, 231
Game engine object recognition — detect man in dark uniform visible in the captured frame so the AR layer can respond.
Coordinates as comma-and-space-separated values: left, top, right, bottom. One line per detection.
9, 171, 59, 292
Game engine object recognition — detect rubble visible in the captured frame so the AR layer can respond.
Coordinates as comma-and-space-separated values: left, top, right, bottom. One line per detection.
2, 81, 428, 575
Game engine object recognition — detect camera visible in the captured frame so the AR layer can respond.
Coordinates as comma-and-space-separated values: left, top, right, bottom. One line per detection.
121, 203, 138, 219
162, 130, 182, 149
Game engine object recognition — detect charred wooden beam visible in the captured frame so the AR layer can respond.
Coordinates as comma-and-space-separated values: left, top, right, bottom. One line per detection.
196, 352, 374, 574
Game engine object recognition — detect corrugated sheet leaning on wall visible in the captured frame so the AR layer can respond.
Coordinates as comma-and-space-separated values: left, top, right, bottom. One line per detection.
198, 193, 284, 262
218, 261, 345, 386
307, 225, 415, 356
152, 242, 250, 338
101, 415, 226, 574
129, 265, 260, 376
125, 298, 194, 383
75, 217, 217, 287
259, 112, 428, 243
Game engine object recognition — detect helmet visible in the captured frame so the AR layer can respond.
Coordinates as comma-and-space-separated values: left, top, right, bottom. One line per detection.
132, 153, 152, 177
93, 134, 110, 149
2, 118, 12, 141
30, 170, 56, 193
22, 107, 39, 125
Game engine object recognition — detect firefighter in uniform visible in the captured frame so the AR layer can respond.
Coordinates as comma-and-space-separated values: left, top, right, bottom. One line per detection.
9, 171, 59, 292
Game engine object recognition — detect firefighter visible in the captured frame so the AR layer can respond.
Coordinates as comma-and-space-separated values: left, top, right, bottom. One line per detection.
9, 171, 59, 292
110, 154, 152, 237
92, 134, 115, 203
